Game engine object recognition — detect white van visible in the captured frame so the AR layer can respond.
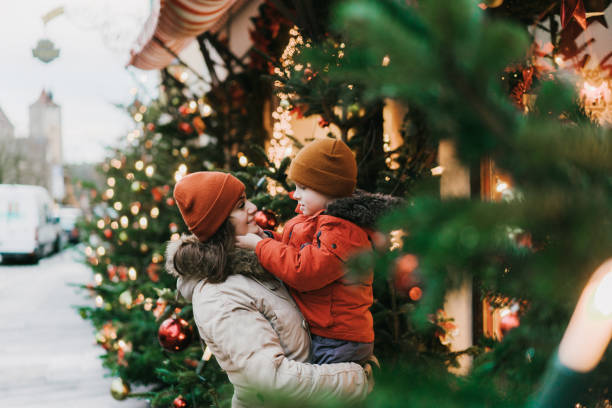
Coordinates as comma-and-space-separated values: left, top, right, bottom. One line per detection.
0, 184, 60, 263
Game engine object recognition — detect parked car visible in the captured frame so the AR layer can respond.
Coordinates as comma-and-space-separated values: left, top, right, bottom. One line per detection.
0, 184, 61, 263
58, 206, 83, 244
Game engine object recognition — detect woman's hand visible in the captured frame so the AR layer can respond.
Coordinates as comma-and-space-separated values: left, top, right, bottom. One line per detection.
236, 233, 263, 250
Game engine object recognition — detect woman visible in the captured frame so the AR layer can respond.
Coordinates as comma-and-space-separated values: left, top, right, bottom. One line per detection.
165, 171, 371, 408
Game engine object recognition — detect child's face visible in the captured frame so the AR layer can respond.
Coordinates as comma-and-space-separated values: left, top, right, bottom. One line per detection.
293, 184, 333, 216
229, 193, 262, 236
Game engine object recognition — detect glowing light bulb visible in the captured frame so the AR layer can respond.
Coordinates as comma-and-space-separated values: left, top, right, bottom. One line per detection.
135, 160, 144, 171
107, 177, 116, 187
558, 258, 612, 372
113, 202, 123, 211
139, 216, 148, 229
145, 165, 154, 177
431, 166, 444, 176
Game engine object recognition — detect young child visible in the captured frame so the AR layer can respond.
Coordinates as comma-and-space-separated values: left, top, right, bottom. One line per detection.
237, 138, 398, 364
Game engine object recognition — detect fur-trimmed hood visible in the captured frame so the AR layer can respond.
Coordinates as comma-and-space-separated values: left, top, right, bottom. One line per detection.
325, 190, 403, 229
165, 234, 274, 302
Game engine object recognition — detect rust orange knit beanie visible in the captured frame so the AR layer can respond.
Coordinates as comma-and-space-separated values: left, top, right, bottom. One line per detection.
288, 138, 357, 198
173, 171, 245, 241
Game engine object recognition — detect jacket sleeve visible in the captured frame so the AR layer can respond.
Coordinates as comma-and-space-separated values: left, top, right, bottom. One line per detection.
256, 220, 368, 292
195, 290, 369, 404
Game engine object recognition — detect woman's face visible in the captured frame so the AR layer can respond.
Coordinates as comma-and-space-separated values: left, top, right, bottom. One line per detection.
229, 193, 262, 236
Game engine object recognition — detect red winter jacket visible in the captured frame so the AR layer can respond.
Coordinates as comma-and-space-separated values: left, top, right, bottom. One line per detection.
256, 209, 375, 343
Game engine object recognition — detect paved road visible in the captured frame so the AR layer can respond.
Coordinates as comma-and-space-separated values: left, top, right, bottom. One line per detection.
0, 248, 148, 407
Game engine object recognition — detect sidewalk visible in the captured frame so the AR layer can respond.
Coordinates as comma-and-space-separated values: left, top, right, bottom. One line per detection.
0, 249, 148, 407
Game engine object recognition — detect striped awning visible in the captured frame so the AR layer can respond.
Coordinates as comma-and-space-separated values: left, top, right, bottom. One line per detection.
128, 0, 239, 70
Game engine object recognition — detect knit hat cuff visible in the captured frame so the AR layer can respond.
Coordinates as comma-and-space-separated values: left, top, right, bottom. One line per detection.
288, 160, 355, 198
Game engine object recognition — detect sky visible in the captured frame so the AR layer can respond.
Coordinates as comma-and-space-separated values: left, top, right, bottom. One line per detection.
0, 0, 158, 164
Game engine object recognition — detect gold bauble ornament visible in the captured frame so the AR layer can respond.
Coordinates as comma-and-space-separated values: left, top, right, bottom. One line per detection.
110, 378, 130, 400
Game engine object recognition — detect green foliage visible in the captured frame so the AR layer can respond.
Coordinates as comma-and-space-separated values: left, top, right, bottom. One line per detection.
328, 0, 612, 405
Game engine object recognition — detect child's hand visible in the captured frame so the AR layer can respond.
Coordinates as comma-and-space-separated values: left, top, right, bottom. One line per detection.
235, 233, 263, 250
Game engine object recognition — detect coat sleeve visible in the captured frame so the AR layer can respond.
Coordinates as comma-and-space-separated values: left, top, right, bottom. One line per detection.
255, 220, 368, 292
196, 291, 369, 405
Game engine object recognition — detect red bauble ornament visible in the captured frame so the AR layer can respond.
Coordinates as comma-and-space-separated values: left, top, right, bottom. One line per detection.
393, 254, 422, 299
118, 265, 128, 282
103, 228, 112, 239
107, 265, 117, 281
166, 198, 175, 206
178, 105, 189, 116
173, 396, 188, 408
158, 317, 193, 352
151, 186, 163, 202
146, 123, 156, 132
254, 210, 278, 230
147, 263, 160, 282
500, 313, 520, 335
178, 122, 193, 134
192, 116, 206, 133
408, 286, 423, 301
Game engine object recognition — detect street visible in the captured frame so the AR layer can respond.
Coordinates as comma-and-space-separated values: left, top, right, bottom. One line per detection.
0, 248, 148, 407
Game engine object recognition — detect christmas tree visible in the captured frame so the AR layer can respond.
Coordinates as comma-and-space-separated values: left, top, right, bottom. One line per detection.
314, 0, 612, 406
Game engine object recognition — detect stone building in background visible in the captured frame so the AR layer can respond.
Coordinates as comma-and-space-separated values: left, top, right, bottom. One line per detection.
23, 90, 65, 200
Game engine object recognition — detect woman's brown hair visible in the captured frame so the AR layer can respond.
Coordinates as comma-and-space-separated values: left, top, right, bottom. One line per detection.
165, 219, 236, 283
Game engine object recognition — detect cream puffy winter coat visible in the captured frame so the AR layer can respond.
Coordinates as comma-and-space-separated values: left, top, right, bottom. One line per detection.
170, 243, 368, 408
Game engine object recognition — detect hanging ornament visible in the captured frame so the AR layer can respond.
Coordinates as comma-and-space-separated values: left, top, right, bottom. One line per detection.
166, 198, 175, 206
103, 228, 112, 239
107, 265, 118, 282
32, 38, 60, 63
153, 298, 168, 318
178, 105, 190, 116
146, 123, 156, 132
118, 231, 128, 242
279, 99, 291, 109
173, 396, 189, 408
147, 263, 161, 282
500, 312, 520, 335
96, 332, 110, 350
151, 186, 164, 202
179, 122, 193, 134
393, 254, 423, 300
110, 378, 130, 400
118, 266, 128, 281
192, 116, 206, 133
119, 290, 133, 308
158, 317, 193, 352
254, 210, 278, 230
